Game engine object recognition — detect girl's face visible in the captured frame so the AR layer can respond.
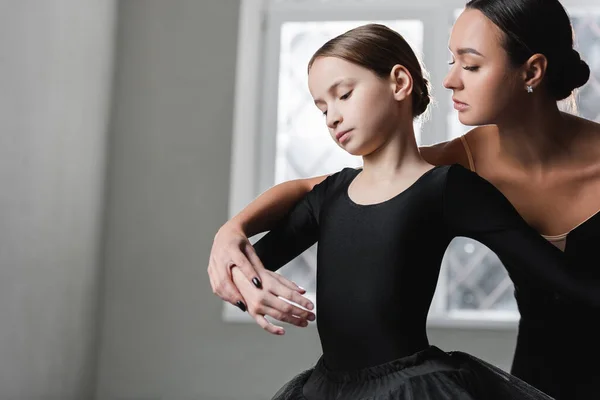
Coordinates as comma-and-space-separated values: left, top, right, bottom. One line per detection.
308, 56, 403, 156
444, 9, 525, 126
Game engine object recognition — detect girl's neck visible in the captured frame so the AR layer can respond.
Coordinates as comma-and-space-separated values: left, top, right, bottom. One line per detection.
361, 123, 431, 181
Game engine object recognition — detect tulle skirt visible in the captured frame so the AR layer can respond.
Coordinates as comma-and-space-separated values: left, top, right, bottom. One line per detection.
271, 346, 554, 400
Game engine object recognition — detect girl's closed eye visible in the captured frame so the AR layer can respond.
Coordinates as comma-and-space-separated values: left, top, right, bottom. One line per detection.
340, 90, 352, 100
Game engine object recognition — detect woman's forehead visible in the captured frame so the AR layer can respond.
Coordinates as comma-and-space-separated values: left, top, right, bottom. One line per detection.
449, 9, 503, 54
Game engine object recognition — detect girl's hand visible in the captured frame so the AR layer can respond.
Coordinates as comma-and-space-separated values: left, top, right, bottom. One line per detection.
230, 266, 315, 335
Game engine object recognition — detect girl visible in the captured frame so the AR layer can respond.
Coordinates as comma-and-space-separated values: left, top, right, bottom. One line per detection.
209, 1, 600, 398
241, 23, 598, 400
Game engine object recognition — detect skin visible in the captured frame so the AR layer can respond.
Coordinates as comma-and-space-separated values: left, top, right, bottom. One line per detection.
209, 9, 600, 335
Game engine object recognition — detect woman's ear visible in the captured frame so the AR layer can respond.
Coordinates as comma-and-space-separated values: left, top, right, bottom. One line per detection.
522, 53, 547, 92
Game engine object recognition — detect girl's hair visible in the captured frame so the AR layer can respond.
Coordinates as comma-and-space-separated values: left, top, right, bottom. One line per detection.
308, 24, 431, 118
466, 0, 590, 101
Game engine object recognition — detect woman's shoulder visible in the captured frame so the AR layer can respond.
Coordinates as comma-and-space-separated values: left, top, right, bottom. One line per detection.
419, 137, 467, 168
567, 112, 600, 139
419, 126, 494, 171
563, 112, 600, 165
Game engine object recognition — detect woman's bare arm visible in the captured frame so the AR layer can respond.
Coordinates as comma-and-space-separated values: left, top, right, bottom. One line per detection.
233, 175, 328, 237
208, 175, 327, 315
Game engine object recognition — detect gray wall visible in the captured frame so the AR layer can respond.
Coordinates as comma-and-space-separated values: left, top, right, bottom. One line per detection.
0, 0, 116, 399
95, 1, 517, 400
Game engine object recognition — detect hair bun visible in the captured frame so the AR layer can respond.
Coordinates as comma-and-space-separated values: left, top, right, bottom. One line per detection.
550, 49, 590, 100
413, 78, 431, 117
568, 50, 591, 90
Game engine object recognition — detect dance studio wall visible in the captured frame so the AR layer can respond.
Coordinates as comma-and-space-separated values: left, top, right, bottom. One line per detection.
0, 1, 117, 399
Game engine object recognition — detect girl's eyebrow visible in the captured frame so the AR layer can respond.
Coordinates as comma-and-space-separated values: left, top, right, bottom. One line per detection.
314, 78, 354, 105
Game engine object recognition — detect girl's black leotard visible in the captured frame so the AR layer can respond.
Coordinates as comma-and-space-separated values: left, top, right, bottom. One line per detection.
254, 165, 599, 373
254, 165, 600, 400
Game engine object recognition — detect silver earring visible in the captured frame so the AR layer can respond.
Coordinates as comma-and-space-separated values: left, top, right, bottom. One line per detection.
526, 85, 533, 93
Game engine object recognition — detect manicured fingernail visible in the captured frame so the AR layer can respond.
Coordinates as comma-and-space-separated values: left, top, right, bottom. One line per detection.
236, 301, 247, 312
308, 314, 315, 321
252, 277, 262, 289
293, 282, 306, 292
307, 303, 314, 310
277, 330, 285, 335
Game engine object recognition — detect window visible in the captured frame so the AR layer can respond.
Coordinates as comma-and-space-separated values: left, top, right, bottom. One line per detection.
570, 10, 600, 122
225, 0, 600, 325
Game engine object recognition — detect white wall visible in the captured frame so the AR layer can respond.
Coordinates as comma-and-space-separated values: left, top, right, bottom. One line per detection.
0, 1, 116, 398
95, 1, 518, 400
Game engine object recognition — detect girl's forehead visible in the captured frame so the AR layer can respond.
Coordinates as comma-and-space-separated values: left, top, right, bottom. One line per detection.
310, 57, 356, 73
309, 57, 376, 83
309, 59, 377, 96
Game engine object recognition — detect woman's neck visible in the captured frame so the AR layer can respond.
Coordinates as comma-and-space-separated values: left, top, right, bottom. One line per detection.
496, 98, 578, 172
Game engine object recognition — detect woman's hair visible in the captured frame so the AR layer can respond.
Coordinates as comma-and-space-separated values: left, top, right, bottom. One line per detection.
466, 0, 590, 101
308, 24, 431, 118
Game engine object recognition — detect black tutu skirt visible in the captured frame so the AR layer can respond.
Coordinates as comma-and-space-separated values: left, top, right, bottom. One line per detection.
271, 346, 554, 400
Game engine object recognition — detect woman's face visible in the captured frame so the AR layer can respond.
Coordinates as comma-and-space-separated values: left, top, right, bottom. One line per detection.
444, 8, 526, 126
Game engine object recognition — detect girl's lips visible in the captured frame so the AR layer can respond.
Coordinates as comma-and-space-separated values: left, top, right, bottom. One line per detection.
336, 129, 353, 143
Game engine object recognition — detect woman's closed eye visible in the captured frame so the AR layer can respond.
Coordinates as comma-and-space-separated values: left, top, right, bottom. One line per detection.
448, 60, 479, 71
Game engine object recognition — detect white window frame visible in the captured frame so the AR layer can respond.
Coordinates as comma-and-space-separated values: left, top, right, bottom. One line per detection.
224, 0, 599, 328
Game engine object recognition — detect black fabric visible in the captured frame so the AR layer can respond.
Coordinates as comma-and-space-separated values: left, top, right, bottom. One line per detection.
254, 164, 599, 397
509, 210, 600, 400
272, 347, 554, 400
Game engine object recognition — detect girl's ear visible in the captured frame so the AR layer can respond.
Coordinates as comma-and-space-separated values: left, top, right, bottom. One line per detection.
389, 64, 413, 101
